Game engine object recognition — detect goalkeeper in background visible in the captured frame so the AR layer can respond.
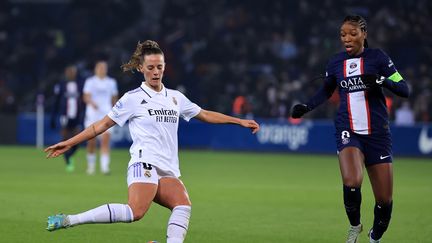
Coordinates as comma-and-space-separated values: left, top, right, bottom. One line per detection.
291, 15, 409, 243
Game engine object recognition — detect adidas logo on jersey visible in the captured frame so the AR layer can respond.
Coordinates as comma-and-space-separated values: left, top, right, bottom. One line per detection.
141, 99, 147, 104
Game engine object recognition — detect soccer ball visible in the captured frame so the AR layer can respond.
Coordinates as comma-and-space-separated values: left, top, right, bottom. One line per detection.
147, 241, 159, 243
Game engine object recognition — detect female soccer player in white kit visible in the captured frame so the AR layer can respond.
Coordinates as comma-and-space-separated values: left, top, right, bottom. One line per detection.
45, 40, 260, 243
83, 61, 118, 174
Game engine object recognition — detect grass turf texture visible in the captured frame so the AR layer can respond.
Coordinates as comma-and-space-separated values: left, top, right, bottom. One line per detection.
0, 146, 431, 243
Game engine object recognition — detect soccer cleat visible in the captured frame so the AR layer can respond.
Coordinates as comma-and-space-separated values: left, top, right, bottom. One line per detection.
46, 214, 70, 231
86, 167, 95, 175
368, 228, 381, 243
65, 159, 75, 173
102, 171, 111, 176
346, 224, 363, 243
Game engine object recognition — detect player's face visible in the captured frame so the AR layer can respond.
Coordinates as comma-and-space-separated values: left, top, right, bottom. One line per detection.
65, 66, 77, 81
139, 54, 165, 91
95, 62, 108, 77
340, 22, 366, 56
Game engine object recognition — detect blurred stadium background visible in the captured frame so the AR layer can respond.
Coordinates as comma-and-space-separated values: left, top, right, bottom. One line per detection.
0, 0, 431, 242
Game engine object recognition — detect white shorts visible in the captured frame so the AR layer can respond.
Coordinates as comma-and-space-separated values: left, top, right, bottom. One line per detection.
126, 162, 176, 187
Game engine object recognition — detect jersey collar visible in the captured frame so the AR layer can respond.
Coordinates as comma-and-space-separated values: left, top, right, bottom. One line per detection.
140, 82, 167, 98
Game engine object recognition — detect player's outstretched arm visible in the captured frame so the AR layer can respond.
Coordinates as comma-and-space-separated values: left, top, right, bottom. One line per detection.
194, 109, 260, 134
44, 116, 116, 158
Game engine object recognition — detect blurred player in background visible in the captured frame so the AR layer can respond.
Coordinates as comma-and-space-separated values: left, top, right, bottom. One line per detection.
44, 40, 260, 243
50, 65, 84, 172
83, 60, 118, 175
291, 15, 409, 243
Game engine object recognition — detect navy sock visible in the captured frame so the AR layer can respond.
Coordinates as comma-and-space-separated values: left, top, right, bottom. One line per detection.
64, 145, 78, 165
372, 201, 393, 240
343, 185, 362, 226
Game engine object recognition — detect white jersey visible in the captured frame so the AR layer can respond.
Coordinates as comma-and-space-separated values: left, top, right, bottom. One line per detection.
84, 75, 118, 125
108, 83, 201, 177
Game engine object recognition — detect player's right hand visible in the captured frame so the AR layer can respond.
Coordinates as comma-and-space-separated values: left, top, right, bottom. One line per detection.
44, 142, 71, 158
291, 104, 310, 118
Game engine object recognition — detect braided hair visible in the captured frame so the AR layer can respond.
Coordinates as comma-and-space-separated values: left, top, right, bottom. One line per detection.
343, 15, 368, 48
121, 40, 164, 72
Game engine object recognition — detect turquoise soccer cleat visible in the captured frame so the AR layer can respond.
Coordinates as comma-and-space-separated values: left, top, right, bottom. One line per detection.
46, 214, 70, 231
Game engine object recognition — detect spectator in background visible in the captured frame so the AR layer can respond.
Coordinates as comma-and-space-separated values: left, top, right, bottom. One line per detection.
394, 101, 415, 126
50, 65, 83, 172
83, 61, 118, 175
232, 95, 253, 118
0, 79, 16, 113
414, 90, 431, 122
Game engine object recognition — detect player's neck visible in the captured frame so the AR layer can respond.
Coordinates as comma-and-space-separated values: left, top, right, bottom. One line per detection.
352, 47, 365, 57
144, 81, 162, 92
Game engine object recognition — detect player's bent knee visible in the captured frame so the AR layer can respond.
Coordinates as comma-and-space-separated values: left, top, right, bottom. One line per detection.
173, 200, 192, 209
128, 204, 149, 221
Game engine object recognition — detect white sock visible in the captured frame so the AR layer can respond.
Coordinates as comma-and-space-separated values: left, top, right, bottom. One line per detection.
87, 153, 96, 174
100, 153, 110, 173
167, 205, 191, 243
68, 204, 133, 226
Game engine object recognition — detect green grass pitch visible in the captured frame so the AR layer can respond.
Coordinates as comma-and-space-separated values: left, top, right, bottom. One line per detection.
0, 146, 431, 242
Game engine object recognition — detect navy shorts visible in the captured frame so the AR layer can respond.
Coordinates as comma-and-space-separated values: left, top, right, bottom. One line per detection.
335, 129, 393, 166
60, 117, 81, 130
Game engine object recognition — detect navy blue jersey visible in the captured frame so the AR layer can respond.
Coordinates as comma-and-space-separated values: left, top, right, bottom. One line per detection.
306, 48, 409, 135
52, 79, 84, 123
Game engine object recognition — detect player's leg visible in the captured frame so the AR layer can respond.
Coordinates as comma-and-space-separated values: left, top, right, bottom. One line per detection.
47, 162, 159, 231
338, 147, 365, 243
46, 184, 157, 231
154, 177, 192, 243
100, 131, 111, 174
86, 137, 97, 174
366, 163, 393, 242
62, 125, 79, 172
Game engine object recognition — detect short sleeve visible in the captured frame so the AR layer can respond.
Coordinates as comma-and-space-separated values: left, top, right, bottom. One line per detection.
177, 91, 201, 122
83, 78, 91, 94
107, 93, 134, 127
53, 83, 61, 95
323, 57, 337, 87
325, 60, 335, 79
111, 79, 118, 96
377, 49, 398, 78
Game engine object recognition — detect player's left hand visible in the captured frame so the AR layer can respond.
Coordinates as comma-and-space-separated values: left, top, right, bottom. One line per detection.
361, 74, 385, 89
44, 142, 72, 158
240, 120, 260, 134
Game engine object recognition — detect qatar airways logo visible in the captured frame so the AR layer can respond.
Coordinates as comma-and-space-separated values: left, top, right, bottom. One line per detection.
340, 76, 367, 91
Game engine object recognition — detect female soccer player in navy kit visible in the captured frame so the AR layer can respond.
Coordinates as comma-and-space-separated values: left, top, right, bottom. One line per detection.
44, 40, 260, 243
50, 65, 84, 172
291, 15, 409, 243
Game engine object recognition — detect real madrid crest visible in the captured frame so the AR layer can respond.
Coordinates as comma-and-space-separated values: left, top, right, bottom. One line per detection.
144, 170, 152, 178
172, 97, 177, 105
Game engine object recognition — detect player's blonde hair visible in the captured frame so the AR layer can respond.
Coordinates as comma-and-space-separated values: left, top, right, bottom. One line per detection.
121, 40, 164, 72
